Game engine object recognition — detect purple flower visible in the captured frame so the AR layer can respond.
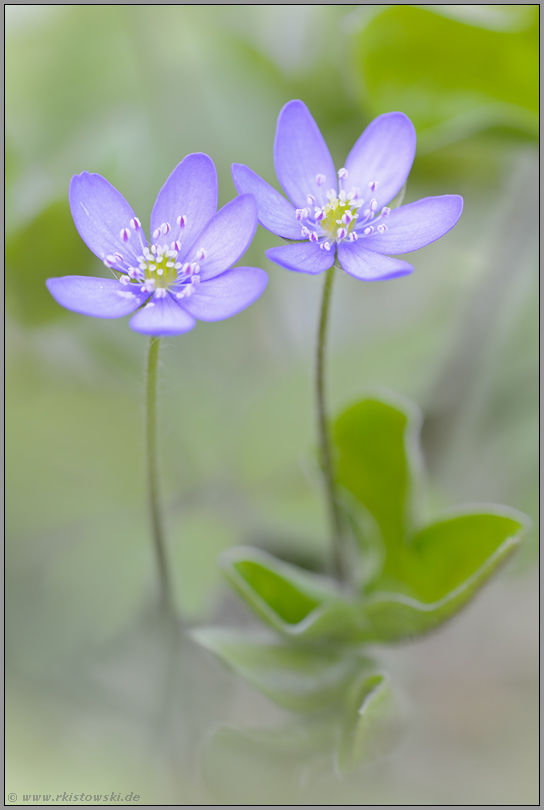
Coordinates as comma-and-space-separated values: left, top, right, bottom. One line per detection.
47, 153, 268, 335
232, 101, 463, 281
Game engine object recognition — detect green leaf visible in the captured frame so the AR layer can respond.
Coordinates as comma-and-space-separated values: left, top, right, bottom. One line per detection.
351, 5, 539, 149
6, 200, 96, 325
191, 627, 368, 712
220, 547, 383, 645
337, 672, 395, 775
360, 507, 527, 643
334, 396, 421, 567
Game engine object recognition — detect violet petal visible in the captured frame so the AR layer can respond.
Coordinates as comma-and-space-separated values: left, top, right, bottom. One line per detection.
345, 112, 416, 210
184, 194, 257, 281
361, 195, 464, 255
180, 266, 268, 321
338, 242, 414, 281
150, 153, 218, 260
46, 276, 150, 318
274, 100, 336, 210
129, 292, 196, 336
266, 242, 335, 275
231, 163, 301, 239
69, 173, 147, 265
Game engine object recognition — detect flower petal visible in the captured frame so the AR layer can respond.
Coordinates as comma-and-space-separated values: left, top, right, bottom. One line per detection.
345, 112, 416, 210
180, 266, 268, 321
338, 242, 413, 281
129, 292, 196, 336
69, 173, 147, 265
184, 194, 257, 281
231, 163, 301, 239
150, 153, 218, 259
274, 100, 336, 209
266, 242, 335, 275
46, 276, 150, 317
360, 195, 464, 255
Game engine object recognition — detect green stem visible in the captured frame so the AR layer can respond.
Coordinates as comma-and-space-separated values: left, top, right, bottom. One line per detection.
316, 265, 346, 581
146, 336, 174, 615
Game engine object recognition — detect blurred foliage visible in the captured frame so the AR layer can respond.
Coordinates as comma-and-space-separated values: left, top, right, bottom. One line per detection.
6, 200, 97, 325
352, 5, 539, 150
6, 4, 538, 805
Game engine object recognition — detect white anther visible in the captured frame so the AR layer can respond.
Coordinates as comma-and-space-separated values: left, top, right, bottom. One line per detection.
155, 288, 167, 298
151, 245, 158, 255
120, 228, 131, 242
314, 208, 325, 221
174, 263, 182, 270
326, 189, 337, 201
103, 259, 113, 268
176, 289, 187, 299
368, 181, 379, 191
143, 279, 156, 292
353, 198, 364, 209
370, 199, 378, 211
181, 263, 191, 275
342, 211, 354, 224
153, 228, 161, 239
309, 232, 319, 243
190, 262, 200, 275
166, 261, 175, 268
316, 174, 326, 186
295, 209, 304, 221
139, 264, 147, 271
172, 241, 182, 252
114, 253, 124, 262
176, 215, 187, 228
156, 267, 163, 276
364, 226, 374, 235
307, 195, 315, 206
382, 207, 391, 217
161, 222, 171, 235
119, 274, 130, 285
195, 247, 206, 261
130, 217, 141, 230
191, 275, 201, 286
128, 267, 143, 279
377, 224, 387, 233
339, 190, 347, 203
337, 227, 347, 239
348, 232, 358, 242
338, 168, 348, 180
301, 226, 310, 238
323, 241, 331, 251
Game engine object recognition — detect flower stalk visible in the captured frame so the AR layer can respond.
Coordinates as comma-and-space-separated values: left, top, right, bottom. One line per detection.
316, 264, 346, 582
145, 336, 174, 615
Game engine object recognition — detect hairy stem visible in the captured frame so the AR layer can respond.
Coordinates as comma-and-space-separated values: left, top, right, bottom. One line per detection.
316, 265, 346, 581
146, 336, 175, 615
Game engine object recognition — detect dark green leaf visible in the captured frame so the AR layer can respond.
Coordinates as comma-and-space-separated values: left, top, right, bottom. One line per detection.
334, 396, 421, 569
6, 200, 96, 325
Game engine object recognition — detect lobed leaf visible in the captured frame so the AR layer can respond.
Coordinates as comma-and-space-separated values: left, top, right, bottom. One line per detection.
359, 508, 527, 642
191, 627, 370, 712
337, 672, 395, 775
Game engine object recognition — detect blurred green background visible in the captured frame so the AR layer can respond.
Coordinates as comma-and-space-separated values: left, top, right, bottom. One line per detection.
6, 5, 538, 805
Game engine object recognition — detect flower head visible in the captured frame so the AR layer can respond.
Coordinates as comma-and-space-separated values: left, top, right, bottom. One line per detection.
232, 101, 463, 281
47, 154, 267, 335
